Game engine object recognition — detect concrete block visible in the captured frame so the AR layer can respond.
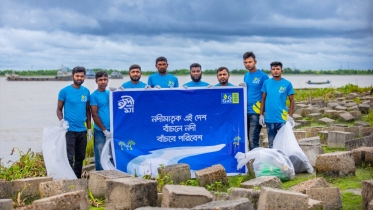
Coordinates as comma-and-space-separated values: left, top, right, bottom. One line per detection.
293, 113, 303, 120
338, 112, 355, 122
345, 126, 363, 137
362, 127, 373, 136
39, 179, 88, 198
12, 177, 52, 198
352, 147, 373, 166
300, 107, 313, 117
327, 131, 355, 148
290, 177, 330, 194
0, 199, 13, 210
229, 188, 260, 209
327, 102, 339, 109
324, 109, 337, 119
299, 143, 322, 167
303, 127, 326, 138
306, 187, 342, 210
136, 208, 189, 210
297, 120, 311, 127
355, 121, 371, 127
369, 199, 373, 210
192, 198, 254, 210
335, 105, 347, 111
318, 117, 335, 126
162, 185, 213, 208
298, 136, 321, 145
307, 113, 322, 122
367, 150, 373, 165
23, 190, 89, 210
106, 177, 158, 210
81, 164, 95, 176
359, 103, 371, 114
195, 164, 228, 187
294, 130, 307, 141
345, 135, 373, 151
315, 151, 355, 177
345, 102, 358, 107
318, 130, 328, 144
88, 170, 131, 198
0, 181, 13, 199
212, 192, 229, 201
240, 176, 282, 189
157, 163, 191, 184
362, 180, 373, 210
308, 198, 323, 210
257, 187, 308, 210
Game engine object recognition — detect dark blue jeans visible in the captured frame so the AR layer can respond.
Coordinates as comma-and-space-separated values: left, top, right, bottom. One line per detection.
66, 131, 87, 178
247, 114, 262, 150
266, 122, 286, 148
94, 129, 106, 171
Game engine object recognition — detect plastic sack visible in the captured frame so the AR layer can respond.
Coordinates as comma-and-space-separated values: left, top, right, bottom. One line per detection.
101, 138, 116, 170
273, 121, 314, 173
235, 147, 295, 181
42, 126, 77, 180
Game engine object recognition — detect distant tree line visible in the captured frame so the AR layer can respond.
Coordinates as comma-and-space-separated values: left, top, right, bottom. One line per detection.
0, 68, 372, 76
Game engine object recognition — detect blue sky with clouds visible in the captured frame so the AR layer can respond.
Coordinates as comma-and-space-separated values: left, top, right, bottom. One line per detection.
0, 0, 372, 71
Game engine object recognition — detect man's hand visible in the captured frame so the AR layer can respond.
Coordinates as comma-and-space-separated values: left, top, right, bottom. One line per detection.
259, 115, 265, 126
103, 130, 112, 140
87, 129, 93, 141
239, 82, 246, 87
154, 85, 161, 89
287, 116, 295, 128
207, 85, 213, 88
109, 87, 117, 91
60, 119, 69, 129
183, 85, 188, 89
144, 85, 151, 89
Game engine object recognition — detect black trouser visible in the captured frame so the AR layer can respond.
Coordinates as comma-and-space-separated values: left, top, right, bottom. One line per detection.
66, 131, 87, 178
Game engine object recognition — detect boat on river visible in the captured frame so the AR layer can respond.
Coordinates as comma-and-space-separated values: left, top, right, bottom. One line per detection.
306, 80, 331, 85
85, 69, 95, 79
110, 71, 123, 79
5, 65, 72, 81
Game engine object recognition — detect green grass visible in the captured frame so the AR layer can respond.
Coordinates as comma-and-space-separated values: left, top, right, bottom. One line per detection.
322, 168, 373, 190
281, 172, 317, 190
322, 146, 347, 153
342, 192, 362, 210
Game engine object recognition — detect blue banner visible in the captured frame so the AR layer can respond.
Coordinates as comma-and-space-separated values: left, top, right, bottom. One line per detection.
110, 87, 247, 177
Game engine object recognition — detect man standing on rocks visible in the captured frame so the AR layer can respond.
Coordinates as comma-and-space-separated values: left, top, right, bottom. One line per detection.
148, 56, 179, 88
57, 66, 92, 178
259, 61, 295, 148
243, 51, 269, 150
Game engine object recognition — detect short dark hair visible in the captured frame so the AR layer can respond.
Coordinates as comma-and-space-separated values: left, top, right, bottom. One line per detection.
72, 66, 86, 75
243, 51, 256, 60
129, 64, 141, 71
217, 67, 229, 74
95, 71, 108, 80
190, 63, 201, 70
155, 56, 167, 64
270, 61, 283, 69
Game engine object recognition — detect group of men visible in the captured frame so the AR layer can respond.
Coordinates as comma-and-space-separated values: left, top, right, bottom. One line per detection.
56, 52, 294, 178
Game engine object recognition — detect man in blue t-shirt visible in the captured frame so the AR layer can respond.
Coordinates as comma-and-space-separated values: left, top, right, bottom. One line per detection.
121, 64, 148, 88
215, 67, 234, 86
243, 51, 269, 150
57, 66, 92, 178
260, 61, 295, 148
183, 63, 210, 87
90, 71, 111, 171
148, 56, 179, 88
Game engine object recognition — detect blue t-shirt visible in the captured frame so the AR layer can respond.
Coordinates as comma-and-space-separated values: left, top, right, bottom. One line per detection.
244, 69, 269, 114
58, 85, 90, 132
122, 81, 147, 88
183, 81, 210, 87
215, 83, 234, 86
261, 78, 294, 123
90, 89, 110, 131
147, 73, 179, 88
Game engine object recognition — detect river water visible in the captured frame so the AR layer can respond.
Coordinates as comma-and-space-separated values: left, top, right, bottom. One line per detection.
0, 74, 372, 166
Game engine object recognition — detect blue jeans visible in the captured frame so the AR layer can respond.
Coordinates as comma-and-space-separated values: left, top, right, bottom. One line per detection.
266, 122, 286, 148
247, 114, 262, 150
94, 129, 106, 171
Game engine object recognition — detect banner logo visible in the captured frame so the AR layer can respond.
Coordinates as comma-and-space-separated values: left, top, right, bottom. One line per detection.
221, 93, 239, 104
118, 95, 135, 113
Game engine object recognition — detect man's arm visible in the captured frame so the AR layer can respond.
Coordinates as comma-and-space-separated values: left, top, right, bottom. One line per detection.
260, 93, 267, 116
86, 102, 92, 129
288, 94, 295, 117
90, 105, 107, 131
57, 100, 64, 120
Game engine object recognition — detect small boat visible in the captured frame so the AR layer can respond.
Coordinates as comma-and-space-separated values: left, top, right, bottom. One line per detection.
110, 71, 123, 79
306, 80, 331, 85
86, 69, 95, 79
6, 65, 72, 81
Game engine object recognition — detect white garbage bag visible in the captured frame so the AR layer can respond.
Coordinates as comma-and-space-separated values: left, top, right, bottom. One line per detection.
101, 138, 116, 170
42, 126, 77, 180
235, 147, 295, 181
273, 121, 314, 173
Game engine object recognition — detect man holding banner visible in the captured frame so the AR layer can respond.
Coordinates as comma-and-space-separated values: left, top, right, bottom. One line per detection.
183, 63, 210, 87
215, 67, 234, 86
121, 64, 148, 88
148, 56, 179, 88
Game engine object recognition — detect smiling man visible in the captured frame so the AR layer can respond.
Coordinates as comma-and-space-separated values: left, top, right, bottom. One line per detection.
148, 56, 179, 88
183, 63, 210, 87
121, 64, 147, 88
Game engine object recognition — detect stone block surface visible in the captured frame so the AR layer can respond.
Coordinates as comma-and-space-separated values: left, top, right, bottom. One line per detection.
362, 180, 373, 210
12, 177, 52, 198
297, 120, 311, 127
306, 187, 342, 210
308, 198, 323, 210
318, 131, 329, 144
162, 185, 212, 208
338, 112, 355, 122
89, 170, 131, 198
229, 187, 260, 209
0, 199, 13, 210
315, 151, 356, 177
349, 110, 362, 119
318, 117, 335, 126
240, 176, 282, 189
298, 136, 321, 145
257, 187, 308, 210
0, 181, 13, 199
299, 143, 322, 167
39, 179, 88, 198
157, 163, 191, 184
192, 198, 254, 210
327, 131, 355, 148
293, 130, 306, 140
195, 164, 228, 187
345, 135, 373, 151
290, 177, 330, 194
303, 127, 326, 139
359, 103, 371, 114
307, 113, 322, 121
352, 147, 373, 166
106, 177, 158, 210
335, 105, 347, 111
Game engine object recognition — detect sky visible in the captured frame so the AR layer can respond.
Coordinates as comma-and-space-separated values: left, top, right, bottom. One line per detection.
0, 0, 372, 71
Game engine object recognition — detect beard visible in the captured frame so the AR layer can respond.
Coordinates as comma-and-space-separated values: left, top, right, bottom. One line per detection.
130, 75, 140, 82
191, 74, 202, 82
158, 68, 167, 74
218, 78, 228, 85
73, 78, 84, 86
